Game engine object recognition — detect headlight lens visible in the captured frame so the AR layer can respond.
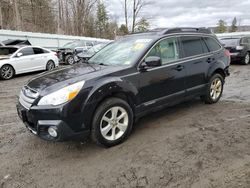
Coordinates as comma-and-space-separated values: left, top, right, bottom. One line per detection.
38, 81, 85, 106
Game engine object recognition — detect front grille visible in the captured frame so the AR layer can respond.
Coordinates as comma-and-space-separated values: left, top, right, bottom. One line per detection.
19, 86, 38, 109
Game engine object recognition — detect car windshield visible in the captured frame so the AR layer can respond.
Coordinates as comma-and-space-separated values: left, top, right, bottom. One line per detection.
63, 41, 89, 48
220, 38, 240, 46
87, 43, 107, 54
89, 36, 154, 66
0, 47, 18, 55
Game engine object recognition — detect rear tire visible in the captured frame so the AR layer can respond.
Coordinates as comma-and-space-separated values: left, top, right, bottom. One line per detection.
65, 55, 75, 65
242, 52, 250, 65
0, 65, 14, 80
46, 60, 55, 71
201, 74, 224, 104
91, 97, 134, 147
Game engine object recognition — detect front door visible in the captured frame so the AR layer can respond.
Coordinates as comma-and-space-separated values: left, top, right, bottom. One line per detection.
138, 37, 187, 109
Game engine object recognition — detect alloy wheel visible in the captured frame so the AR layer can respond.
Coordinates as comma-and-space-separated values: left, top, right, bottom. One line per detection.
1, 65, 13, 79
100, 106, 129, 141
245, 53, 250, 64
68, 56, 75, 65
210, 78, 222, 100
47, 61, 55, 71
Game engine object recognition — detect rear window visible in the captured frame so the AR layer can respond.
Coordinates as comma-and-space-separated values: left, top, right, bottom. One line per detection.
219, 38, 240, 47
0, 47, 18, 55
204, 37, 221, 51
180, 36, 204, 57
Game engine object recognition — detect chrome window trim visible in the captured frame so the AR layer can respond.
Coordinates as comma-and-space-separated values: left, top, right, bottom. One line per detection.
137, 34, 223, 71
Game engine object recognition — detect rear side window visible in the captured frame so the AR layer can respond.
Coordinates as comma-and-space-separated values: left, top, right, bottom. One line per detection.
33, 48, 45, 54
19, 47, 34, 56
146, 37, 180, 64
204, 37, 221, 52
180, 36, 204, 57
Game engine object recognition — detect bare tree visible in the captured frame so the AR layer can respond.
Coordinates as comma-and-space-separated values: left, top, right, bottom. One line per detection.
131, 0, 150, 33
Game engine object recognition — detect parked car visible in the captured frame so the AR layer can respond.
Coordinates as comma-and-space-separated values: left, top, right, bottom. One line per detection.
219, 36, 250, 65
0, 46, 59, 80
74, 42, 110, 63
57, 40, 94, 65
17, 27, 230, 147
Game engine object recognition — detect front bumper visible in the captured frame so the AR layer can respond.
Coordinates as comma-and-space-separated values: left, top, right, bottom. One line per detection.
16, 103, 90, 141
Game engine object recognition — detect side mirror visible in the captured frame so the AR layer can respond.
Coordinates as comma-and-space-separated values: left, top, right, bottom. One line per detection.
144, 56, 162, 67
16, 52, 23, 57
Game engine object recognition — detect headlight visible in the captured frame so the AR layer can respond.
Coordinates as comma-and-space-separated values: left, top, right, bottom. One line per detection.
38, 81, 85, 106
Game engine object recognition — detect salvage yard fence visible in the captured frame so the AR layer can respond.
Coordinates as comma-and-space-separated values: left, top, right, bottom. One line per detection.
0, 30, 111, 50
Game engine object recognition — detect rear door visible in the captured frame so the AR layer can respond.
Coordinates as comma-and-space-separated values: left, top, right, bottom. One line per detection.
138, 37, 187, 109
32, 47, 48, 70
180, 36, 212, 96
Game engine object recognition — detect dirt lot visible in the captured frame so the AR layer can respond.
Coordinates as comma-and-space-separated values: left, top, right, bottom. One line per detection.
0, 64, 250, 188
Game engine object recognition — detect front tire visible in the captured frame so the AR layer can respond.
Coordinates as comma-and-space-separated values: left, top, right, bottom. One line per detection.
91, 97, 134, 147
242, 52, 250, 65
65, 55, 75, 65
0, 65, 14, 80
202, 74, 224, 104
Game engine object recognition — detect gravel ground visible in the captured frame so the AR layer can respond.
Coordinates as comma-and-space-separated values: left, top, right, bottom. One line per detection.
0, 64, 250, 188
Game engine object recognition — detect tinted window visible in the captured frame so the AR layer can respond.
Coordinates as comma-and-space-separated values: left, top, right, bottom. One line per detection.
204, 37, 221, 51
33, 47, 44, 54
19, 47, 34, 56
0, 47, 18, 55
181, 36, 204, 57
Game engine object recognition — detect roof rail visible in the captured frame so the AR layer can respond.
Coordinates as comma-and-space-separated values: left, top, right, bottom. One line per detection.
156, 27, 213, 35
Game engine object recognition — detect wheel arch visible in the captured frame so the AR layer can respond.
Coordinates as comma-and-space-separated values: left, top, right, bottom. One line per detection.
0, 64, 16, 75
82, 78, 138, 128
207, 60, 227, 81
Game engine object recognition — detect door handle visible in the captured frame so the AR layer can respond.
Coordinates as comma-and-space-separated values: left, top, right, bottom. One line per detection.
174, 65, 184, 71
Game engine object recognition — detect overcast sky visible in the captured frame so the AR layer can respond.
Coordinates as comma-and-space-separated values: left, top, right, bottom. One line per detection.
104, 0, 250, 29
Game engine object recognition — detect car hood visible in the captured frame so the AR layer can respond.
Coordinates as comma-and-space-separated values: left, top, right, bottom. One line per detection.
0, 55, 10, 60
27, 63, 127, 94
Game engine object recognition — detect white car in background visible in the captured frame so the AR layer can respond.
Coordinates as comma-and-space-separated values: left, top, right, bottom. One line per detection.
0, 46, 59, 80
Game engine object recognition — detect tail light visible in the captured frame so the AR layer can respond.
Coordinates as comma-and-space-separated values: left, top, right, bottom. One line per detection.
53, 52, 58, 57
224, 49, 230, 57
224, 49, 231, 64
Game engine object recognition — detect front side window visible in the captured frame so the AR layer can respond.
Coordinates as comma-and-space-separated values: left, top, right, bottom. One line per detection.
19, 47, 34, 56
204, 37, 221, 52
146, 37, 180, 64
181, 36, 204, 57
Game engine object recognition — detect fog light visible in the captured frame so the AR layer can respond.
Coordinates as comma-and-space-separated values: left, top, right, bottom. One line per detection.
48, 127, 57, 138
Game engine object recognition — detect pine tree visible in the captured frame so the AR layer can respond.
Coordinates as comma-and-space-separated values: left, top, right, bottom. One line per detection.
230, 17, 237, 32
215, 19, 227, 33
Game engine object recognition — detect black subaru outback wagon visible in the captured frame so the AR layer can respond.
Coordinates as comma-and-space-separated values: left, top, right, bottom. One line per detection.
17, 28, 230, 147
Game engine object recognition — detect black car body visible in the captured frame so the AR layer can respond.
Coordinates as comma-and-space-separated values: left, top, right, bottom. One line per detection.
17, 28, 230, 147
219, 36, 250, 65
57, 40, 94, 65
